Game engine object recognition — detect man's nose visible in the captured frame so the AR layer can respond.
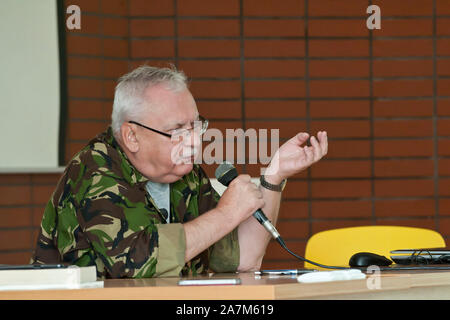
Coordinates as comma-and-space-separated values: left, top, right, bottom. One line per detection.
191, 130, 202, 149
183, 128, 201, 148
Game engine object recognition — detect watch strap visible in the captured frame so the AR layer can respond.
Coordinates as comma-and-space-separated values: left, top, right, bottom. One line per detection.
260, 175, 287, 192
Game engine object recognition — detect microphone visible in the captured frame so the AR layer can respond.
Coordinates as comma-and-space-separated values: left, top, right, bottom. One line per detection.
214, 162, 281, 240
214, 162, 349, 270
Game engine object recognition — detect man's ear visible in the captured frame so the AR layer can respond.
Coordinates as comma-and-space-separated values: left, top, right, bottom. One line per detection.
121, 122, 139, 153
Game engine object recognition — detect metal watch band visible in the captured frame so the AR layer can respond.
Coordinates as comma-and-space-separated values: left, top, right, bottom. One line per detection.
260, 175, 287, 192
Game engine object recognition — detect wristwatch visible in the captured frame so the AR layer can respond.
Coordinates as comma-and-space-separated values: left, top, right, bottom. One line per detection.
260, 175, 287, 192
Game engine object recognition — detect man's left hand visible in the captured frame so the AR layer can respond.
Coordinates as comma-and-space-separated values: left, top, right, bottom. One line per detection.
264, 131, 328, 184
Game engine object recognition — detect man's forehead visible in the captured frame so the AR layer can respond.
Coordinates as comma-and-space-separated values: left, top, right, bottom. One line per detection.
165, 112, 199, 126
142, 85, 198, 125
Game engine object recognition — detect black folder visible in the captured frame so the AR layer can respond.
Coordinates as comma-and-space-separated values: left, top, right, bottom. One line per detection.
390, 247, 450, 265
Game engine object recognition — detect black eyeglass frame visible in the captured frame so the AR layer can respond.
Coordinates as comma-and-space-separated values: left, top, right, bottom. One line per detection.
128, 115, 208, 139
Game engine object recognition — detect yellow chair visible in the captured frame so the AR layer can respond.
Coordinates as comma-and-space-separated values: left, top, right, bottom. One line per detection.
304, 226, 446, 269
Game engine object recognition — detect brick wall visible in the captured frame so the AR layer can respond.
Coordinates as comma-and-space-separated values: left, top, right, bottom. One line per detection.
1, 0, 450, 270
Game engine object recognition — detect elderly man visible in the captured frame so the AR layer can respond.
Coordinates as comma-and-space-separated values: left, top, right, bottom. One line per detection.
31, 65, 328, 278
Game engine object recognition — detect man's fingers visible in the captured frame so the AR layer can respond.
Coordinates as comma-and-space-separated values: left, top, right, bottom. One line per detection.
310, 136, 322, 161
304, 146, 314, 163
238, 174, 251, 182
317, 131, 328, 155
257, 198, 265, 209
254, 188, 264, 199
291, 132, 309, 146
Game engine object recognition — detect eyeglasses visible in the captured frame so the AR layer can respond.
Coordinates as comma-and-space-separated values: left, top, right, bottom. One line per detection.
128, 116, 209, 140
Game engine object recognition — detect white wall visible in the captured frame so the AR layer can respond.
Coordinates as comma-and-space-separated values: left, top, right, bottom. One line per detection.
0, 0, 60, 170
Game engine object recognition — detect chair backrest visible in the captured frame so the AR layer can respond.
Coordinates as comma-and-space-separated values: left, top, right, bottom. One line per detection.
304, 225, 446, 269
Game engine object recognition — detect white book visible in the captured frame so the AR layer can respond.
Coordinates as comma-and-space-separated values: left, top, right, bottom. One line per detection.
0, 265, 103, 291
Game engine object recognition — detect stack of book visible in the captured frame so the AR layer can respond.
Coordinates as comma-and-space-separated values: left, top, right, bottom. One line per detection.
0, 264, 103, 291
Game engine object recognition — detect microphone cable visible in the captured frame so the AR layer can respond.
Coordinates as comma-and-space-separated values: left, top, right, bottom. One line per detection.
274, 235, 350, 270
215, 162, 351, 270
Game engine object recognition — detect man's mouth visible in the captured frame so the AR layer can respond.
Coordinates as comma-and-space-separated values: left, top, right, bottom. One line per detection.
172, 146, 199, 165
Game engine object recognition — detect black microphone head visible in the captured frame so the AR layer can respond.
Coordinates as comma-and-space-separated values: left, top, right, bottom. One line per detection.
215, 161, 238, 187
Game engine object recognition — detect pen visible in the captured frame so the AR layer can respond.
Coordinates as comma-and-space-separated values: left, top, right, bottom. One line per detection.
255, 269, 318, 275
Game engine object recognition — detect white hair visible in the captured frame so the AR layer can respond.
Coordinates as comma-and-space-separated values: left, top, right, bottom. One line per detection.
111, 65, 188, 138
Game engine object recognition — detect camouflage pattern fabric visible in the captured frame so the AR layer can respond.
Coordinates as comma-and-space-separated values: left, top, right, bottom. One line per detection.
30, 127, 239, 278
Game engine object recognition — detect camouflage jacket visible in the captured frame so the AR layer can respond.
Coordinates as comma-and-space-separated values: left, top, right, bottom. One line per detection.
31, 127, 239, 278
